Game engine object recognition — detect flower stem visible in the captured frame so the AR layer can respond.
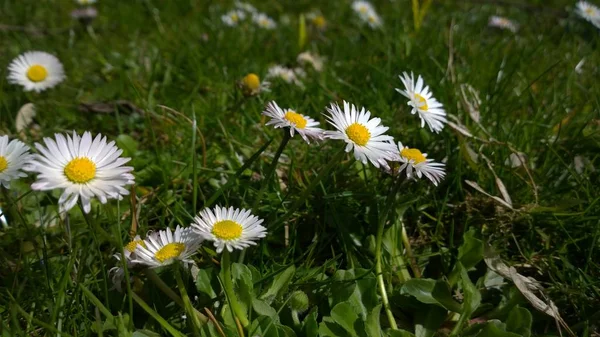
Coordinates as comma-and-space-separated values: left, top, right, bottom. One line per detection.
174, 265, 203, 334
115, 202, 134, 330
221, 250, 249, 328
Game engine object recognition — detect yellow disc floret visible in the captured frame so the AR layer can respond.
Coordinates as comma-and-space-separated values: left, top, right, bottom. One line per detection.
345, 123, 371, 146
401, 148, 426, 164
242, 73, 261, 91
415, 94, 428, 111
125, 240, 146, 253
284, 111, 307, 129
64, 157, 96, 184
212, 220, 243, 240
26, 65, 49, 83
0, 156, 8, 173
313, 16, 326, 29
154, 243, 186, 262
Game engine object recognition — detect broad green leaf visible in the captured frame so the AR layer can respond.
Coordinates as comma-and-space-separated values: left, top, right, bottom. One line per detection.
474, 321, 521, 337
303, 309, 319, 337
231, 262, 254, 310
195, 268, 217, 299
414, 305, 447, 337
260, 265, 296, 304
401, 279, 462, 312
330, 302, 360, 337
319, 317, 352, 337
505, 306, 532, 337
449, 228, 483, 285
365, 304, 382, 337
451, 263, 482, 336
331, 269, 378, 317
252, 298, 278, 320
387, 330, 416, 337
249, 315, 281, 337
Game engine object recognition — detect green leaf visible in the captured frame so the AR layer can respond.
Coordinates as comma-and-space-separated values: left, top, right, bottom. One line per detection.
260, 265, 296, 304
319, 317, 352, 337
449, 228, 484, 285
450, 263, 482, 336
414, 305, 447, 337
330, 302, 360, 337
252, 298, 278, 320
475, 321, 522, 337
401, 279, 462, 312
116, 134, 139, 157
331, 269, 378, 317
231, 262, 254, 310
505, 306, 532, 337
195, 268, 217, 299
303, 310, 319, 337
387, 330, 416, 337
365, 304, 382, 337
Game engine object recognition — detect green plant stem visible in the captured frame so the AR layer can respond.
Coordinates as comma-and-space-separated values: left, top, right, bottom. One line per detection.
221, 250, 250, 328
131, 292, 185, 337
115, 202, 134, 330
401, 220, 421, 278
174, 265, 203, 334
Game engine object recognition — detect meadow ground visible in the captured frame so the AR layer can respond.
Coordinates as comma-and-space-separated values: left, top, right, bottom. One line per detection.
0, 0, 599, 336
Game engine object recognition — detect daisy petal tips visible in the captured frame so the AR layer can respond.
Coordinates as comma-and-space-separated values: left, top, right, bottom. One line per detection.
7, 51, 66, 93
133, 226, 203, 268
263, 101, 324, 143
396, 72, 447, 133
323, 101, 397, 168
27, 131, 135, 213
191, 206, 267, 253
394, 142, 446, 186
0, 136, 32, 189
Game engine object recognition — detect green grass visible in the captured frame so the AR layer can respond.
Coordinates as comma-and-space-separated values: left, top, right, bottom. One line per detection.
1, 0, 599, 336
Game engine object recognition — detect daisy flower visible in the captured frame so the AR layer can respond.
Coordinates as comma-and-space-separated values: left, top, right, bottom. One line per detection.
306, 11, 327, 30
263, 101, 324, 143
365, 11, 383, 29
393, 142, 445, 186
396, 72, 447, 133
240, 73, 270, 96
488, 16, 519, 33
222, 10, 246, 26
76, 0, 96, 4
352, 1, 382, 28
297, 51, 324, 72
133, 226, 203, 268
235, 1, 257, 14
192, 206, 267, 253
323, 101, 397, 168
253, 13, 277, 29
266, 65, 304, 87
27, 131, 135, 213
7, 51, 66, 93
575, 1, 600, 28
0, 136, 32, 189
109, 235, 145, 291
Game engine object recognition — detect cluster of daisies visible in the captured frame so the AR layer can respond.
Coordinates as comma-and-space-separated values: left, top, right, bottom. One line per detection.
351, 1, 383, 29
221, 1, 276, 29
262, 71, 448, 186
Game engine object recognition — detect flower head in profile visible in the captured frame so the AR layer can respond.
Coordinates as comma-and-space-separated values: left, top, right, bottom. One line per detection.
575, 1, 600, 28
393, 142, 445, 186
192, 206, 267, 253
27, 131, 135, 213
396, 72, 447, 133
266, 65, 304, 87
222, 10, 246, 26
133, 226, 202, 268
0, 136, 32, 189
239, 73, 270, 96
352, 1, 382, 29
263, 101, 324, 143
7, 51, 66, 93
109, 235, 145, 291
488, 16, 518, 33
323, 101, 397, 168
253, 13, 277, 29
297, 52, 324, 72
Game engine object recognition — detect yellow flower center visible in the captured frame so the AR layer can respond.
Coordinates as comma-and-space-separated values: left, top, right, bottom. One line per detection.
231, 14, 239, 22
260, 19, 269, 26
359, 6, 368, 14
368, 15, 376, 23
26, 65, 49, 83
125, 240, 146, 253
345, 123, 371, 146
154, 243, 186, 262
415, 94, 428, 111
313, 16, 326, 28
586, 8, 595, 15
212, 220, 243, 240
0, 156, 8, 173
284, 111, 307, 129
242, 73, 260, 91
64, 157, 96, 184
401, 148, 426, 164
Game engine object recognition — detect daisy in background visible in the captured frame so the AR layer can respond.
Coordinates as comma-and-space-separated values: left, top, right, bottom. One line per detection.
393, 142, 446, 186
306, 11, 327, 30
27, 131, 135, 213
575, 1, 600, 28
109, 235, 144, 291
7, 51, 66, 93
253, 12, 277, 29
352, 1, 383, 29
76, 0, 96, 4
222, 9, 246, 27
239, 73, 270, 96
488, 16, 519, 33
324, 101, 397, 168
0, 136, 32, 189
192, 206, 267, 253
235, 1, 257, 14
297, 51, 324, 72
266, 65, 305, 87
396, 72, 447, 133
263, 101, 324, 143
133, 226, 203, 268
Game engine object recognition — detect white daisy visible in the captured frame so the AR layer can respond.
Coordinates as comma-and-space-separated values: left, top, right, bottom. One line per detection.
488, 16, 519, 33
235, 1, 258, 14
76, 0, 96, 4
364, 11, 383, 29
576, 1, 600, 28
7, 51, 66, 93
297, 52, 324, 72
27, 131, 135, 213
191, 206, 267, 253
393, 142, 446, 186
240, 73, 270, 96
133, 226, 202, 268
109, 235, 144, 291
323, 101, 397, 168
263, 101, 324, 143
0, 136, 32, 189
266, 65, 304, 87
352, 1, 375, 16
396, 72, 447, 133
222, 10, 246, 26
306, 11, 327, 30
253, 13, 277, 29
